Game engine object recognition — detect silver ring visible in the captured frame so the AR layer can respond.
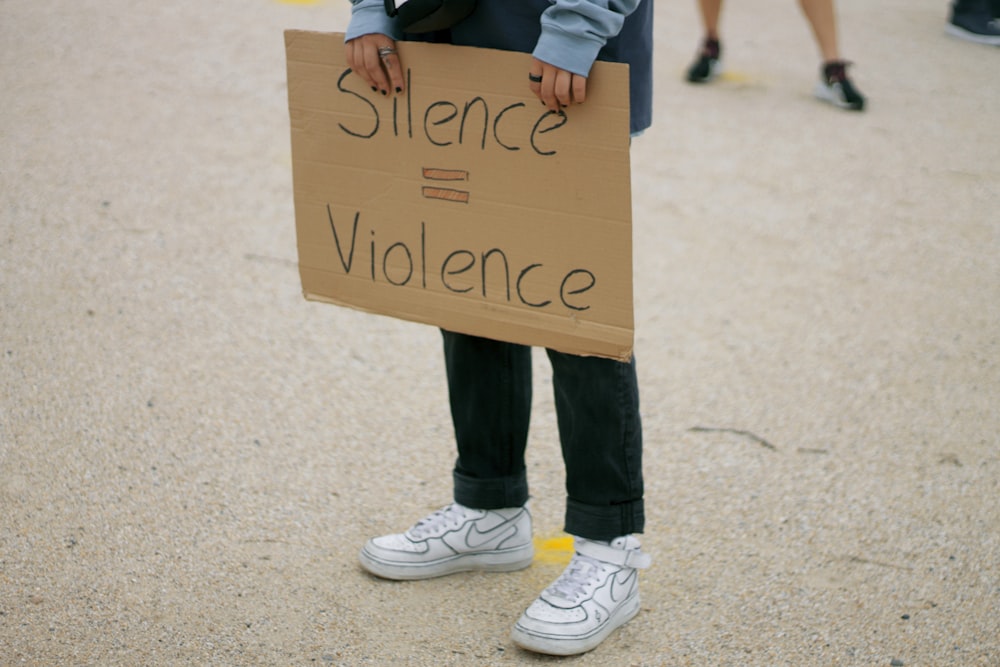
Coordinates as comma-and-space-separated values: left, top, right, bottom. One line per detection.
378, 46, 396, 58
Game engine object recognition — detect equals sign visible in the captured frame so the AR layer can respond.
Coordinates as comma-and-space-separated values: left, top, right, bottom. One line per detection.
422, 167, 470, 204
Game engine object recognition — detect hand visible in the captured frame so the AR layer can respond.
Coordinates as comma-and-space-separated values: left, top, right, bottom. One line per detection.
528, 57, 587, 112
345, 34, 405, 95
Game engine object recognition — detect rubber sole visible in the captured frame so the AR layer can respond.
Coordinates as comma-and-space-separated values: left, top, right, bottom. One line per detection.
358, 543, 534, 581
511, 593, 641, 656
945, 22, 1000, 46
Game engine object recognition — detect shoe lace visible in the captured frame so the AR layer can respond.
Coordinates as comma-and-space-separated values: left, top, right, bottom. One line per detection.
408, 504, 468, 539
546, 553, 608, 603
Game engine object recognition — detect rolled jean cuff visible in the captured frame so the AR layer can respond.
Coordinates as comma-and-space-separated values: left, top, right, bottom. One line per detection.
564, 497, 645, 541
453, 468, 529, 510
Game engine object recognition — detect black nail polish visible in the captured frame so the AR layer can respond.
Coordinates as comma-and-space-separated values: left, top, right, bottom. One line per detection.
371, 86, 378, 92
381, 89, 388, 96
395, 87, 402, 93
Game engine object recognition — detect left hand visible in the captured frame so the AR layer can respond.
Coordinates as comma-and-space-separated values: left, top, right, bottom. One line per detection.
529, 58, 588, 112
346, 33, 405, 96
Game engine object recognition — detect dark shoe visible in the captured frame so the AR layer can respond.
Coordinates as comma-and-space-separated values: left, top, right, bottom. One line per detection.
814, 61, 866, 111
686, 38, 721, 83
947, 1, 1000, 45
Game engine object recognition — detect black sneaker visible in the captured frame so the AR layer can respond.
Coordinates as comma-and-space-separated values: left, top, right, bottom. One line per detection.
686, 38, 721, 83
814, 61, 866, 111
946, 1, 1000, 45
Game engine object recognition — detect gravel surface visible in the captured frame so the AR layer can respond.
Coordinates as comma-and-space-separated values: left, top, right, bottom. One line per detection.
2, 0, 997, 664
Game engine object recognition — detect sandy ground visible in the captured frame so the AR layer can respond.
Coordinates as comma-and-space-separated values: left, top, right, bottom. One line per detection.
2, 0, 998, 665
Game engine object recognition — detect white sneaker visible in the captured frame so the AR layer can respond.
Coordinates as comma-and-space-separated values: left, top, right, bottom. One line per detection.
511, 535, 651, 656
359, 503, 534, 580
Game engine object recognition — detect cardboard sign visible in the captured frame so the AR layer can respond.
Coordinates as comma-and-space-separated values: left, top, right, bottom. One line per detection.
285, 30, 634, 360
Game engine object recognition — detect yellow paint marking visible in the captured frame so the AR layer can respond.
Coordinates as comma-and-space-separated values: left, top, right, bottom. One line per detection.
533, 535, 575, 565
720, 70, 754, 83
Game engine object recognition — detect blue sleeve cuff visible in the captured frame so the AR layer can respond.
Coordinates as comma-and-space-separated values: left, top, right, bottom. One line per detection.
345, 0, 401, 41
533, 0, 640, 77
533, 27, 604, 77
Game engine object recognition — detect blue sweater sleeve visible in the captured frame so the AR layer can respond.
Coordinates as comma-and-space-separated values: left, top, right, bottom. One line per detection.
345, 0, 401, 41
534, 0, 642, 77
345, 0, 642, 77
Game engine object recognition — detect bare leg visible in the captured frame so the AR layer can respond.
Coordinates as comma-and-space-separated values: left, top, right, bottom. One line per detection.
687, 0, 725, 82
697, 0, 725, 40
802, 0, 865, 110
798, 0, 841, 61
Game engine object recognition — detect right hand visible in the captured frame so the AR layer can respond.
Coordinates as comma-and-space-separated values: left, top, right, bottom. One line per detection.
528, 57, 588, 113
345, 34, 405, 96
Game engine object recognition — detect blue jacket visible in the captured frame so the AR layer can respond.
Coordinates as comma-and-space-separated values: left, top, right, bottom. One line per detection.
346, 0, 654, 135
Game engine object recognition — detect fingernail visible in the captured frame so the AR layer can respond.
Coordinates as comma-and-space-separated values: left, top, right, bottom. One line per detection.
381, 89, 387, 96
395, 86, 402, 93
371, 86, 378, 92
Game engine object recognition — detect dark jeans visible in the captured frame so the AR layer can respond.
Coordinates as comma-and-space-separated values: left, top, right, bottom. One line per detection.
442, 330, 644, 541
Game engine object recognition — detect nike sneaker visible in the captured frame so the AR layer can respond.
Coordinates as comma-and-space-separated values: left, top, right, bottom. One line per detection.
686, 38, 722, 83
359, 502, 534, 580
814, 60, 866, 111
511, 535, 652, 656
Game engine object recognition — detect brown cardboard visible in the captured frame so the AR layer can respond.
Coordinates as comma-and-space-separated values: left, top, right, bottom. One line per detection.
285, 30, 634, 360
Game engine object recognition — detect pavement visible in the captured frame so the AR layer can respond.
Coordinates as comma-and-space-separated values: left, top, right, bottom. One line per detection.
1, 0, 998, 665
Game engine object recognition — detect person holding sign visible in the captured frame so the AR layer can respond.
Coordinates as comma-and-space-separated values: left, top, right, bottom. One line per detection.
342, 0, 653, 656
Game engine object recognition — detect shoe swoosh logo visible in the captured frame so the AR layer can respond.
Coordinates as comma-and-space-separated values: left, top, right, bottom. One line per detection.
463, 514, 522, 550
608, 569, 636, 604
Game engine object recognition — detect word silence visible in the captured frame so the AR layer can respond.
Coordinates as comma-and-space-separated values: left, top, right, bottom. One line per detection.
335, 68, 569, 156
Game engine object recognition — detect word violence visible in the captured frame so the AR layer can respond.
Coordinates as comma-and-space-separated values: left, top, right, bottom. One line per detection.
327, 207, 596, 312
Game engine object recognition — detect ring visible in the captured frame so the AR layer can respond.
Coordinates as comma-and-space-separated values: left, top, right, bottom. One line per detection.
528, 73, 543, 83
378, 46, 396, 58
